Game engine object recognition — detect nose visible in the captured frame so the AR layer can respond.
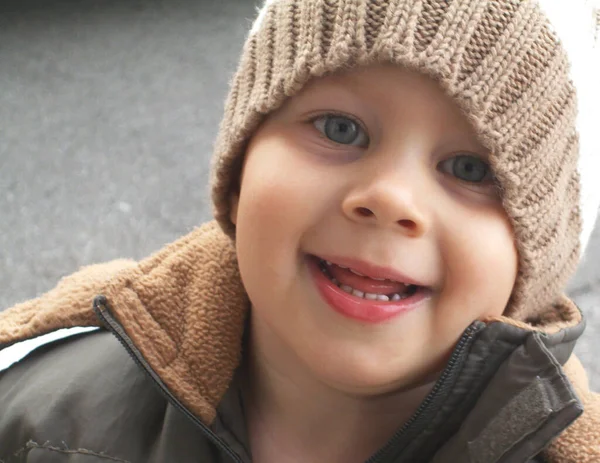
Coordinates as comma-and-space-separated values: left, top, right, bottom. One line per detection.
341, 171, 430, 237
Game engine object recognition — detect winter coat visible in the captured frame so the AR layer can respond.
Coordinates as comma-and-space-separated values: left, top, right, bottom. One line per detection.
0, 221, 599, 462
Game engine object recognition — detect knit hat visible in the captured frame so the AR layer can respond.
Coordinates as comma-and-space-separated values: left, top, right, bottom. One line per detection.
209, 0, 600, 323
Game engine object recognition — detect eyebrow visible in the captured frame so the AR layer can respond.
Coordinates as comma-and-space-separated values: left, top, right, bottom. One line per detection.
299, 78, 359, 102
293, 79, 377, 119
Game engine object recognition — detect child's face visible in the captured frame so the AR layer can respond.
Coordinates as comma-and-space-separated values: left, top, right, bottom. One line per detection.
230, 65, 518, 394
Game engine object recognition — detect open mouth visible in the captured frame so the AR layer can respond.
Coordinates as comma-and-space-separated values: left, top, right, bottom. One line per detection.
308, 254, 430, 323
315, 256, 421, 301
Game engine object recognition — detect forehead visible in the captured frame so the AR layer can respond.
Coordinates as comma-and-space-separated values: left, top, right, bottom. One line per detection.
301, 65, 449, 103
283, 64, 485, 145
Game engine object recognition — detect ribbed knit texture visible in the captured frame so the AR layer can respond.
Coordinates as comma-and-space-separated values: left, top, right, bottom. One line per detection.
209, 0, 582, 323
595, 8, 600, 42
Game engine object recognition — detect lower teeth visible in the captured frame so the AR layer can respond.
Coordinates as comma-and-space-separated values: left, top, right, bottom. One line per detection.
319, 260, 415, 301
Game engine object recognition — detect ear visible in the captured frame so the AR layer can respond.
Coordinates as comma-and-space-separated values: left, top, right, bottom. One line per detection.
229, 192, 240, 225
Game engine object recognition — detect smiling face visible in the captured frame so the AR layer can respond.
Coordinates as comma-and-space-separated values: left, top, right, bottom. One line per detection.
230, 64, 518, 395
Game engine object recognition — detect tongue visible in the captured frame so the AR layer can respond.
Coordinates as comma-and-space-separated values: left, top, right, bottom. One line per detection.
327, 264, 410, 295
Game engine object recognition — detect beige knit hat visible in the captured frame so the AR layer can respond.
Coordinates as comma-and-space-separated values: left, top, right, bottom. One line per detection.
209, 0, 600, 322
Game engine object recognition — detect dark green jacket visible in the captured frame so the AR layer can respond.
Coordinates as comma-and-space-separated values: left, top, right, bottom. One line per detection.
1, 221, 598, 462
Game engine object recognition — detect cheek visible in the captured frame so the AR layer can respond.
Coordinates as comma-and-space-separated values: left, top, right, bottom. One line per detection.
238, 138, 326, 231
440, 205, 518, 318
234, 136, 337, 291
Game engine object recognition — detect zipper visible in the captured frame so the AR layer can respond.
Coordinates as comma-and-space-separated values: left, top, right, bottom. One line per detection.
93, 295, 244, 463
95, 292, 481, 463
365, 322, 483, 463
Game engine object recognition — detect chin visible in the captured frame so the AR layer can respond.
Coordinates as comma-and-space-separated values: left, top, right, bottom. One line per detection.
307, 352, 426, 396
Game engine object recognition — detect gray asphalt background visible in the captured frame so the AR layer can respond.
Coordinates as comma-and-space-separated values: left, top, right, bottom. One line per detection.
1, 0, 599, 388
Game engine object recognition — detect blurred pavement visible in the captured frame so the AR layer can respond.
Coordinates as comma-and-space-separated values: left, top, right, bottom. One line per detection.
1, 0, 599, 387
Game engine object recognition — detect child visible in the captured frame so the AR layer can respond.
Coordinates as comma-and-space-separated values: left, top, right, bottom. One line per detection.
1, 0, 599, 461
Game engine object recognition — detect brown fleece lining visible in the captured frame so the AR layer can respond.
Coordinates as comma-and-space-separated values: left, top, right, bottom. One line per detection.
483, 295, 584, 335
0, 259, 137, 348
98, 222, 250, 423
0, 220, 597, 459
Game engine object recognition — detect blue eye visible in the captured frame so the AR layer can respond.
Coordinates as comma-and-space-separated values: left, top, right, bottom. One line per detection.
439, 155, 491, 184
313, 114, 369, 147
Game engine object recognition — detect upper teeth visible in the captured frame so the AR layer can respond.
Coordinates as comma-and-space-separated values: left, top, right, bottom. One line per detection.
326, 276, 405, 301
324, 260, 393, 282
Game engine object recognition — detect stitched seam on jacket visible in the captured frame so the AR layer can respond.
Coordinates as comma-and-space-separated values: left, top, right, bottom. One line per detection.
122, 283, 178, 368
5, 441, 132, 463
0, 441, 30, 463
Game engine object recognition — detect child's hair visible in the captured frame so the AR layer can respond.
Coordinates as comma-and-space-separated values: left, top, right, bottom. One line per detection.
209, 0, 600, 323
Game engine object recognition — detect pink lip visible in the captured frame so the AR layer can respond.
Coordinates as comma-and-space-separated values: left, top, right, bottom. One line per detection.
316, 254, 427, 287
307, 255, 432, 323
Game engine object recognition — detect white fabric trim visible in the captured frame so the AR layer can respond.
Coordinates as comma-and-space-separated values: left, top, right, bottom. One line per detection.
0, 326, 100, 373
250, 0, 281, 37
538, 0, 600, 254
